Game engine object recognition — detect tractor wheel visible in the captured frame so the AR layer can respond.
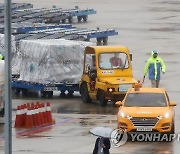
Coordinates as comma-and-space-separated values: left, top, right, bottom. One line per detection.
98, 90, 107, 106
80, 83, 92, 103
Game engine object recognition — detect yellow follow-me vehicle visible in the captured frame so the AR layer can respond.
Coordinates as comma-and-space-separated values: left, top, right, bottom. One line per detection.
80, 46, 137, 106
116, 83, 176, 134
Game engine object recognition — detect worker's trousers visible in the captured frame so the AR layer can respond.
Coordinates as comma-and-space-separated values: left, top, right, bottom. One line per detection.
151, 80, 160, 88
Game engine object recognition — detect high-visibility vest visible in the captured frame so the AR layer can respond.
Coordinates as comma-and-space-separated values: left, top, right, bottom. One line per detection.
0, 54, 3, 60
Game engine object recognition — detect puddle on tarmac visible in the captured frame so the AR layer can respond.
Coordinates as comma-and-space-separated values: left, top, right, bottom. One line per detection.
57, 105, 118, 115
149, 27, 177, 32
80, 120, 96, 127
104, 120, 117, 124
26, 135, 52, 138
81, 131, 89, 136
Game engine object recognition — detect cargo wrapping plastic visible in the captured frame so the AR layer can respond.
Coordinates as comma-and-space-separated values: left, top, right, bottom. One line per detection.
19, 39, 94, 84
0, 34, 19, 74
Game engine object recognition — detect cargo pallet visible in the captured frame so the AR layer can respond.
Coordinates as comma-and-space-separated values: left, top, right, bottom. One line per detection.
12, 79, 79, 98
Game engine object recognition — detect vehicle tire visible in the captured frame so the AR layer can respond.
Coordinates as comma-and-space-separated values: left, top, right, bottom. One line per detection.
0, 108, 4, 117
67, 92, 73, 98
98, 90, 107, 106
103, 37, 108, 45
166, 120, 175, 142
97, 37, 102, 46
80, 83, 92, 103
68, 17, 73, 23
60, 92, 66, 98
14, 88, 20, 96
62, 19, 66, 23
21, 89, 28, 96
77, 16, 82, 22
83, 15, 88, 22
47, 91, 53, 98
170, 120, 175, 134
41, 91, 46, 98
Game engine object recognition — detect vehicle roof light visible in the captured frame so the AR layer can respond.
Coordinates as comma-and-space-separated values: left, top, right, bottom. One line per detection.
134, 83, 141, 91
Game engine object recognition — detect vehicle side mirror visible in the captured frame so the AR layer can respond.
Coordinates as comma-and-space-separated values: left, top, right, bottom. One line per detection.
115, 101, 123, 106
130, 54, 132, 61
170, 101, 176, 106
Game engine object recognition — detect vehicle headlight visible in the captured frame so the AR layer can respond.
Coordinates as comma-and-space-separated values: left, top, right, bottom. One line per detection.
163, 112, 170, 118
118, 111, 131, 119
107, 88, 115, 92
157, 112, 170, 119
109, 88, 113, 92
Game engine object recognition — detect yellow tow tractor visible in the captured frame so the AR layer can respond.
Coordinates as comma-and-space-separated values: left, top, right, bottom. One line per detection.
79, 46, 137, 106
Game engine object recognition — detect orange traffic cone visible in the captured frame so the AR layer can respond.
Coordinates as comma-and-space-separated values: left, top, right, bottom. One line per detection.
14, 106, 23, 128
21, 104, 27, 127
38, 103, 45, 126
42, 103, 48, 125
46, 102, 53, 124
35, 104, 42, 126
25, 106, 34, 128
32, 104, 38, 127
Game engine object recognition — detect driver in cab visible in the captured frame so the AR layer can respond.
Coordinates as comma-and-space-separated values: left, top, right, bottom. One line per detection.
110, 53, 123, 68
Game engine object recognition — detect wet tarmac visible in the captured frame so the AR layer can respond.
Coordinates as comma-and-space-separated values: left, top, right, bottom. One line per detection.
0, 0, 180, 153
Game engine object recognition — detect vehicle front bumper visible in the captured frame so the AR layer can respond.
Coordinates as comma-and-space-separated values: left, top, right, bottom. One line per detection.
117, 117, 173, 133
105, 91, 126, 101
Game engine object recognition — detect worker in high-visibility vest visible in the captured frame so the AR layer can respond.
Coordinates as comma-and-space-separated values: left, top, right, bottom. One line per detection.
144, 50, 166, 88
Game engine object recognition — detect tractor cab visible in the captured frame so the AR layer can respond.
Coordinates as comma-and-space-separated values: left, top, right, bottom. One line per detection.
80, 46, 137, 106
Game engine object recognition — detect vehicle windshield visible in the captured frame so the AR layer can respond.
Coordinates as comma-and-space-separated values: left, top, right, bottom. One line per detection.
124, 93, 167, 107
99, 52, 129, 69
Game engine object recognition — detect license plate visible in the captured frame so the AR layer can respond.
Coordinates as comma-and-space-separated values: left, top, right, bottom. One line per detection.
136, 127, 152, 131
119, 84, 132, 92
44, 87, 58, 91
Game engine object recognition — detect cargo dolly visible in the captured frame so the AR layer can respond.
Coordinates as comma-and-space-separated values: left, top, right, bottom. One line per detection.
11, 23, 74, 34
14, 27, 118, 44
0, 5, 96, 24
12, 79, 79, 98
23, 7, 96, 24
61, 7, 96, 23
0, 3, 33, 13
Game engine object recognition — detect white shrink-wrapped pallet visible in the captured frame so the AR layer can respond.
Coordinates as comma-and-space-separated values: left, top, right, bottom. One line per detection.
0, 34, 16, 54
0, 34, 19, 74
19, 39, 94, 84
